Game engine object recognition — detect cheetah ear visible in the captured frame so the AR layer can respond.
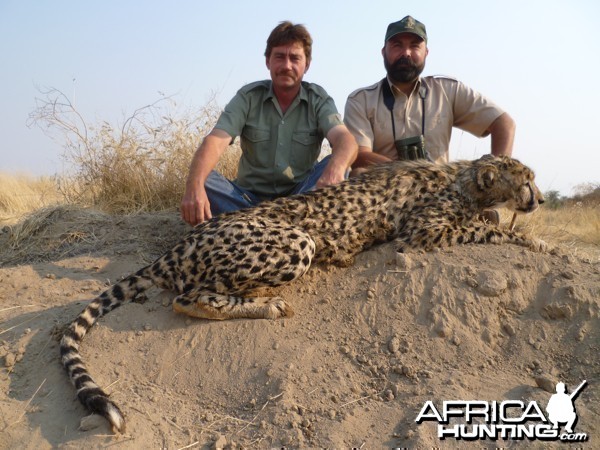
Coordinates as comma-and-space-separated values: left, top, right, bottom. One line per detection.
476, 165, 498, 190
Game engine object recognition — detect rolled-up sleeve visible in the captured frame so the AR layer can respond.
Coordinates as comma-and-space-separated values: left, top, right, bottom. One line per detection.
452, 80, 505, 138
344, 92, 375, 149
214, 90, 250, 139
313, 90, 344, 137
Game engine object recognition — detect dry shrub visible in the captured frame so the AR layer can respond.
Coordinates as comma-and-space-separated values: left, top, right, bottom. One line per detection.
28, 88, 241, 214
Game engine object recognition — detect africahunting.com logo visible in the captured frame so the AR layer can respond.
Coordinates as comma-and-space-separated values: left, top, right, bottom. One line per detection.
416, 380, 588, 442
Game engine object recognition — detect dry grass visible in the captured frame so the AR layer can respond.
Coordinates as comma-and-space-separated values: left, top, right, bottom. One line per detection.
528, 204, 600, 247
501, 204, 600, 259
0, 173, 63, 223
1, 205, 106, 263
0, 204, 187, 266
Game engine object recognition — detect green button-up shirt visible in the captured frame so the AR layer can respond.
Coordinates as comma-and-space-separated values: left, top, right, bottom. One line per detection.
214, 80, 343, 197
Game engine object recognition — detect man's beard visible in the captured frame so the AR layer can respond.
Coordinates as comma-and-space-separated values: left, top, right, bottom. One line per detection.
384, 55, 425, 83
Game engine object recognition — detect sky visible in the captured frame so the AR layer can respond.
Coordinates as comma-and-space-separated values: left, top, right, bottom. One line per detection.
1, 0, 599, 196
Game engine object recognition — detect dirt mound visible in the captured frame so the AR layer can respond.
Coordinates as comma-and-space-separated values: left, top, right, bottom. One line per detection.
0, 209, 598, 448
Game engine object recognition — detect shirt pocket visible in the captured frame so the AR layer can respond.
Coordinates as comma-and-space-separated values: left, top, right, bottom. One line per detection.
290, 130, 320, 174
241, 126, 271, 167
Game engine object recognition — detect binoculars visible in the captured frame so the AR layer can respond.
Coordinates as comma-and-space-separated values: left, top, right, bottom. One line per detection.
395, 135, 430, 161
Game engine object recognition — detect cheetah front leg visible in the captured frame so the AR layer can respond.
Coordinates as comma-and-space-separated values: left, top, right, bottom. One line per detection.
173, 291, 293, 320
396, 223, 547, 253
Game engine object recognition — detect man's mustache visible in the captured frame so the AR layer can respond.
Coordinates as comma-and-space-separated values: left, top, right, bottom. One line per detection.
392, 56, 416, 68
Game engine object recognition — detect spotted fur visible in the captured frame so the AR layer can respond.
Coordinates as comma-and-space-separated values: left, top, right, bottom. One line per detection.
60, 155, 545, 433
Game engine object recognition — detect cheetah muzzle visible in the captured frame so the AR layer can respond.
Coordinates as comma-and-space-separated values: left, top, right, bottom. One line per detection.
60, 155, 546, 433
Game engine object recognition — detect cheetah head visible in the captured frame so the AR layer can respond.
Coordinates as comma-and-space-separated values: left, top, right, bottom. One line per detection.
473, 155, 545, 214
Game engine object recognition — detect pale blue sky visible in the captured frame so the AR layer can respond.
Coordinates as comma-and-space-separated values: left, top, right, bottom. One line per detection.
1, 0, 599, 195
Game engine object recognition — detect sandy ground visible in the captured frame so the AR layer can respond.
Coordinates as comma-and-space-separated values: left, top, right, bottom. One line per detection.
0, 207, 598, 449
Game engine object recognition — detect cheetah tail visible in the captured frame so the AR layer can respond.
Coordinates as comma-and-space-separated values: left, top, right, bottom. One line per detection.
60, 270, 154, 433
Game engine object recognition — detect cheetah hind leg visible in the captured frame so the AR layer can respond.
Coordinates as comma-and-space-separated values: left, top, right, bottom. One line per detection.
172, 290, 294, 320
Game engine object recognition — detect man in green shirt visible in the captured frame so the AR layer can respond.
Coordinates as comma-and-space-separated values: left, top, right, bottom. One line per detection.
181, 21, 358, 225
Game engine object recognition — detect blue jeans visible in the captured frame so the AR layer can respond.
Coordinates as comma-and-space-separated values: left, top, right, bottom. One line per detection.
205, 155, 332, 216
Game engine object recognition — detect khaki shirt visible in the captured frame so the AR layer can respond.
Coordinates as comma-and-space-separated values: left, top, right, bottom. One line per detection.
344, 76, 505, 163
215, 80, 343, 197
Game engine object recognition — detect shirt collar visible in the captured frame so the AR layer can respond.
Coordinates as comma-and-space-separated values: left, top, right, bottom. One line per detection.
266, 81, 308, 103
386, 75, 422, 98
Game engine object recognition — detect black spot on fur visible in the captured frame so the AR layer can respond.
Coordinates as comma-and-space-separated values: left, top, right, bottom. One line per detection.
112, 285, 124, 301
102, 297, 113, 309
60, 343, 79, 358
280, 272, 296, 282
87, 306, 101, 319
74, 374, 94, 389
76, 316, 92, 330
70, 367, 87, 377
153, 265, 164, 278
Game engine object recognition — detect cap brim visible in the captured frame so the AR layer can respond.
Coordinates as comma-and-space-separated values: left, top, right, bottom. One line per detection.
386, 31, 426, 42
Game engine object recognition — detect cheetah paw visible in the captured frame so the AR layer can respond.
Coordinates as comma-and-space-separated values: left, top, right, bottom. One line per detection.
528, 238, 548, 253
266, 298, 294, 319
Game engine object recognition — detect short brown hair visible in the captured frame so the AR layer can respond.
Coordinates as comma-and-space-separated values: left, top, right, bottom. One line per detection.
264, 21, 313, 62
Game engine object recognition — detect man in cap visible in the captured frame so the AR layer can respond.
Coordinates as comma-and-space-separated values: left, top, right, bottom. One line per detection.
344, 15, 515, 171
181, 21, 357, 225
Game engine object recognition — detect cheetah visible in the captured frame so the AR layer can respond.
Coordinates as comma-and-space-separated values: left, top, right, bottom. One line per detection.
60, 155, 545, 433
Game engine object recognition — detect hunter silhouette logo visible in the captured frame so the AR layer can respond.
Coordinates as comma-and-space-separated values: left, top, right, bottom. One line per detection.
546, 380, 586, 434
416, 380, 589, 442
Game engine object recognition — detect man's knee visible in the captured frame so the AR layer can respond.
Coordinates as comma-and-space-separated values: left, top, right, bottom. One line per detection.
204, 171, 258, 215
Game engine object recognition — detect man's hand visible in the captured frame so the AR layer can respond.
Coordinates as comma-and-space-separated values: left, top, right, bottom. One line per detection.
316, 161, 347, 188
180, 129, 232, 226
316, 124, 358, 188
181, 185, 212, 226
